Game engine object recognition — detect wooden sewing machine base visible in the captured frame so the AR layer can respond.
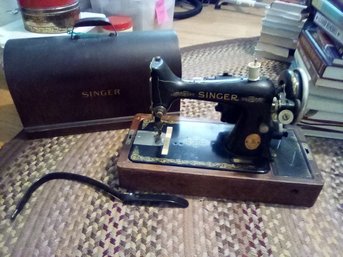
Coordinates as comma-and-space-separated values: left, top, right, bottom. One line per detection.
117, 114, 324, 207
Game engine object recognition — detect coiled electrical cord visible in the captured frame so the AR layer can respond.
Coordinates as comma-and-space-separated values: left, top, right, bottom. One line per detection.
174, 0, 203, 20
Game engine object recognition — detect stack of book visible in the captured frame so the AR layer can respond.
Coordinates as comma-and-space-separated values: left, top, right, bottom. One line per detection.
292, 0, 343, 139
255, 0, 308, 62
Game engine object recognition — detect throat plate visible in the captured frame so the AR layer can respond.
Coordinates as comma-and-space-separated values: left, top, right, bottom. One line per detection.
129, 120, 269, 174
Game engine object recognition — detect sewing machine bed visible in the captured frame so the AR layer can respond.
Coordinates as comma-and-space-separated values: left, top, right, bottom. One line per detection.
118, 114, 323, 207
128, 118, 270, 174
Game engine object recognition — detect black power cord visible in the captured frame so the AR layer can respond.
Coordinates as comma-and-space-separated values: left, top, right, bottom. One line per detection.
11, 172, 189, 221
174, 0, 203, 20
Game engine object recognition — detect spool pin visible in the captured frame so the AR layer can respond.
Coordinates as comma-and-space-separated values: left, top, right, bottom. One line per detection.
248, 59, 261, 81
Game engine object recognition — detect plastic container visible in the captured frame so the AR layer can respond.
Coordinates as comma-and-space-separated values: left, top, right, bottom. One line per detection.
18, 0, 80, 33
90, 0, 175, 31
103, 16, 133, 32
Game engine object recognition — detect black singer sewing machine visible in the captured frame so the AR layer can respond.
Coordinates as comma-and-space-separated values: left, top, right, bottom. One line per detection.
117, 57, 323, 207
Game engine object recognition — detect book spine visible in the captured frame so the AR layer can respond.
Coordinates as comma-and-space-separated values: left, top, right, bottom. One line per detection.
296, 42, 319, 83
272, 1, 307, 13
298, 41, 343, 88
313, 12, 343, 45
304, 110, 343, 123
256, 42, 289, 58
300, 128, 343, 140
311, 26, 342, 64
260, 33, 297, 49
298, 32, 327, 75
333, 58, 343, 66
309, 83, 343, 101
316, 80, 343, 90
307, 95, 343, 114
304, 29, 332, 64
322, 66, 343, 80
262, 20, 302, 33
312, 0, 343, 29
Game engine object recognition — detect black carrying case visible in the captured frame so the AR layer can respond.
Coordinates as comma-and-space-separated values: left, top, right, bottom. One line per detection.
4, 20, 181, 137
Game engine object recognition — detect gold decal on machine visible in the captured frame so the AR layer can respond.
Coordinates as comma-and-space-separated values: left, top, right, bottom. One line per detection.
244, 134, 261, 150
82, 89, 121, 98
198, 91, 239, 101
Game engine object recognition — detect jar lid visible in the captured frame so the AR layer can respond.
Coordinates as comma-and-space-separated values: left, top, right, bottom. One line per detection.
104, 16, 133, 31
18, 0, 78, 9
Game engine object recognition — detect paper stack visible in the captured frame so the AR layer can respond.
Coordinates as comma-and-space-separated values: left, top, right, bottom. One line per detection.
255, 0, 308, 62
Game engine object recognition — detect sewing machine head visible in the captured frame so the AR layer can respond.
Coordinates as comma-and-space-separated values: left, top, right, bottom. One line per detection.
149, 56, 309, 159
117, 57, 321, 206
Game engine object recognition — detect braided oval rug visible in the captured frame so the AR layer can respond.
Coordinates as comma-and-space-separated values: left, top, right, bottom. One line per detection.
1, 37, 342, 257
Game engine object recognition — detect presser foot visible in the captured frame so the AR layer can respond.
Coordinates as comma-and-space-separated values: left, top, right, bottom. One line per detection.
153, 121, 165, 143
152, 114, 165, 143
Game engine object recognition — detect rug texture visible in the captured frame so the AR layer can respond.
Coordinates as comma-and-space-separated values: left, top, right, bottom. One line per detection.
0, 37, 342, 257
